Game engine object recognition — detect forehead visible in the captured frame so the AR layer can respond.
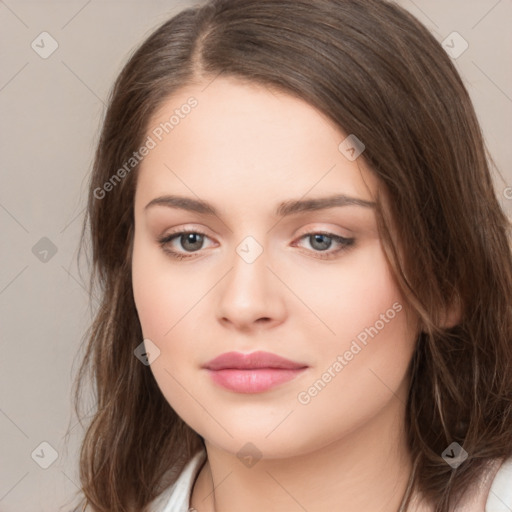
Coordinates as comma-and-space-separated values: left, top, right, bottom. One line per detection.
135, 76, 380, 210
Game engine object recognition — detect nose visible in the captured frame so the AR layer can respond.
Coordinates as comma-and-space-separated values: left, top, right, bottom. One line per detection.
216, 243, 287, 332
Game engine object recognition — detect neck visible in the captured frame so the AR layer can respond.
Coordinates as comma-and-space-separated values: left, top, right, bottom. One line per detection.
191, 385, 415, 512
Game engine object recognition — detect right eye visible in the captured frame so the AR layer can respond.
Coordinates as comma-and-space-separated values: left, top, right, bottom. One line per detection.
158, 230, 216, 260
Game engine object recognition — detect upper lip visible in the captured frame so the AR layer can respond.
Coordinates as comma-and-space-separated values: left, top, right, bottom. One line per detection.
203, 351, 308, 370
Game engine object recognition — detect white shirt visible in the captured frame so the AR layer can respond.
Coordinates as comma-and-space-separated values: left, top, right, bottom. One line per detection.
150, 450, 207, 512
150, 450, 512, 512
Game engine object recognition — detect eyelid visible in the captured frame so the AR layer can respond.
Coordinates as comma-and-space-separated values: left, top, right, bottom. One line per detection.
293, 223, 351, 240
158, 227, 215, 243
158, 224, 214, 241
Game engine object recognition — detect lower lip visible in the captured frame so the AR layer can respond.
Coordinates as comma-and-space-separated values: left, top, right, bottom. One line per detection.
206, 368, 307, 393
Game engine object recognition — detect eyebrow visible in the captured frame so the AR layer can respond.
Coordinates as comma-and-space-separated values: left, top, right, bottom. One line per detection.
144, 193, 376, 216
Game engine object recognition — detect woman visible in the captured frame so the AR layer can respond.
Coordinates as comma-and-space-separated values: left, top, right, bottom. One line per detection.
71, 0, 512, 510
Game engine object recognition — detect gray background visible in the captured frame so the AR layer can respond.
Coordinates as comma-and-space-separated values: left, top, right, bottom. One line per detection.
0, 1, 511, 511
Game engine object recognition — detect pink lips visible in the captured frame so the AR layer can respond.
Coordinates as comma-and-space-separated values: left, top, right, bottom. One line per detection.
203, 351, 308, 393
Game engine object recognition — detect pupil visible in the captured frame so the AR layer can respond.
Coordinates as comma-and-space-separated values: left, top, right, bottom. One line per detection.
182, 233, 203, 251
311, 234, 332, 251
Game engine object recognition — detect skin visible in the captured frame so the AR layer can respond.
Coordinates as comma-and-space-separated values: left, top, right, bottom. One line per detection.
131, 76, 423, 512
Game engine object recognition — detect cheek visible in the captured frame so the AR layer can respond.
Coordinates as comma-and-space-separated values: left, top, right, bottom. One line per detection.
283, 242, 416, 407
278, 240, 408, 348
131, 237, 208, 425
131, 233, 217, 399
132, 240, 172, 340
291, 246, 416, 429
132, 232, 208, 342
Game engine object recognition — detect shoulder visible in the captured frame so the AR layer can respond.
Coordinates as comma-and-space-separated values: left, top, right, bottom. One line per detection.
148, 449, 207, 512
409, 456, 512, 512
69, 450, 207, 512
458, 456, 512, 512
485, 456, 512, 511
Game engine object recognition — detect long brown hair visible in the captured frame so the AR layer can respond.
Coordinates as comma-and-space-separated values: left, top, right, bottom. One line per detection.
71, 0, 512, 510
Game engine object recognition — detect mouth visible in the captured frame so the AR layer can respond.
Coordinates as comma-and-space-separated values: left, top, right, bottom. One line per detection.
203, 351, 308, 393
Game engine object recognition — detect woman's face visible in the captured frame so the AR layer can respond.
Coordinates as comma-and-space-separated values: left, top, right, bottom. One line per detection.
132, 76, 419, 457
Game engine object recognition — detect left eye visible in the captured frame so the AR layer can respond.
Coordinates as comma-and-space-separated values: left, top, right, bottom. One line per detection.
295, 232, 355, 256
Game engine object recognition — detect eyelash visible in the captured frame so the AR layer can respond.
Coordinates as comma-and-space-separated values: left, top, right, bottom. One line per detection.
157, 229, 355, 261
